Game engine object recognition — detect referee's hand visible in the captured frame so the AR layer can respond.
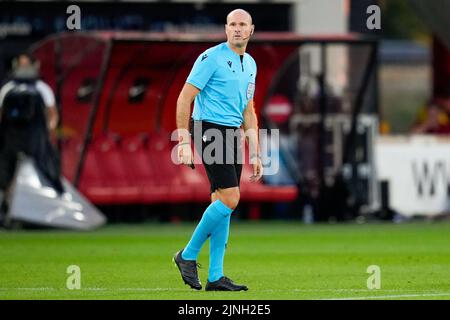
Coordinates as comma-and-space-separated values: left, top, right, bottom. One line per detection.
250, 156, 263, 182
177, 142, 194, 168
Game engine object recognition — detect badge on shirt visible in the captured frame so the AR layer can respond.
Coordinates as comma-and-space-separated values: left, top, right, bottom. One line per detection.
246, 82, 255, 100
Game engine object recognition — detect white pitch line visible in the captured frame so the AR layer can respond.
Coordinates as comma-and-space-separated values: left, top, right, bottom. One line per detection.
0, 287, 57, 291
0, 288, 448, 295
116, 288, 187, 292
0, 287, 189, 292
292, 289, 434, 292
324, 293, 450, 300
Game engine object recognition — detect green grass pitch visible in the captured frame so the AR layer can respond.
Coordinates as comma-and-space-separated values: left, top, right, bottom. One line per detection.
1, 221, 450, 300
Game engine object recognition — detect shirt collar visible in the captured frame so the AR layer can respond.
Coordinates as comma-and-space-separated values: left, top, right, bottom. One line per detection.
224, 42, 245, 59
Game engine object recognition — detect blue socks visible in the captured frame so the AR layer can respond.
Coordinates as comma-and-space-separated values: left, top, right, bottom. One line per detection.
208, 214, 231, 282
181, 199, 233, 282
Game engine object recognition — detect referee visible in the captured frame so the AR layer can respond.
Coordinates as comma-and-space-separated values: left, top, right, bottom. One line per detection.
174, 9, 262, 291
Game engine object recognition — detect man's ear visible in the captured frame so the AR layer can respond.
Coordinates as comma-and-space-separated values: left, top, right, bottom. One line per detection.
251, 25, 255, 35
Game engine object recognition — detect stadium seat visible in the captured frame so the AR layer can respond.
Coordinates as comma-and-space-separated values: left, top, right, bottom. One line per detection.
80, 133, 140, 204
76, 131, 297, 205
121, 133, 171, 203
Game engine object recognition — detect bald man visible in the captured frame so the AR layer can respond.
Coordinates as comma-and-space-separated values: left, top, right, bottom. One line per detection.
173, 9, 261, 291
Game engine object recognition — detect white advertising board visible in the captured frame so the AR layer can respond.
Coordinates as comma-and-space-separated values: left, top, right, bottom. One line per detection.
376, 135, 450, 216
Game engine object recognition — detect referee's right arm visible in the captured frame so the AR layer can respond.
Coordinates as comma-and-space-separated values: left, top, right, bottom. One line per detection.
176, 83, 200, 166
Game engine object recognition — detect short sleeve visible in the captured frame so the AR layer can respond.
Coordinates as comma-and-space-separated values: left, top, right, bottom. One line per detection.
36, 80, 56, 108
249, 60, 257, 99
186, 51, 217, 91
0, 81, 15, 108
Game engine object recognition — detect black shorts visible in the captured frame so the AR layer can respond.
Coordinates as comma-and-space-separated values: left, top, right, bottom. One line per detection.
191, 120, 243, 194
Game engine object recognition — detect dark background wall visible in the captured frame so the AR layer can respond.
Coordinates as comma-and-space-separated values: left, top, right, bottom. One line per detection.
0, 1, 292, 81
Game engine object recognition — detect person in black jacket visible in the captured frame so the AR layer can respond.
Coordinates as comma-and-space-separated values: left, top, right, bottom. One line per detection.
0, 53, 62, 222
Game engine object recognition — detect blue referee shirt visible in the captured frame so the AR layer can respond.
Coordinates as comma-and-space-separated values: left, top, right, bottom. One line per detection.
186, 42, 257, 127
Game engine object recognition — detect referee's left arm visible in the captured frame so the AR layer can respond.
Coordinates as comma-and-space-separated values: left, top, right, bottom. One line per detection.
243, 99, 262, 181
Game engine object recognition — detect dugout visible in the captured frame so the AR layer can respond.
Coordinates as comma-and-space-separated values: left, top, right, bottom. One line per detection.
29, 32, 378, 221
